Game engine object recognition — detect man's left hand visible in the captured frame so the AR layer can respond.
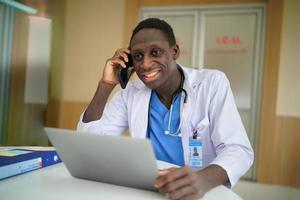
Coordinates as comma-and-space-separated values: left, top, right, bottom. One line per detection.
154, 166, 208, 200
154, 165, 228, 200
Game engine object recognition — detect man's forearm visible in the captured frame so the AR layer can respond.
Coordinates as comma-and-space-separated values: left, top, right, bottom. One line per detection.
82, 80, 116, 123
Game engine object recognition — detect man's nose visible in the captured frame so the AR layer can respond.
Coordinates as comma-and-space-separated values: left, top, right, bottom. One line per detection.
141, 55, 152, 70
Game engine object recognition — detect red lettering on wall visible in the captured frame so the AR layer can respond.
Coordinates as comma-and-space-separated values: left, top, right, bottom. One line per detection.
216, 36, 241, 45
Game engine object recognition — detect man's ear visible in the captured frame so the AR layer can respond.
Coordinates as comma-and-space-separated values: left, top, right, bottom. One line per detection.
172, 44, 180, 60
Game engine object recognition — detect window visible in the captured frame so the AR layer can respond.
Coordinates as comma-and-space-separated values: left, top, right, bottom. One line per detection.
0, 3, 14, 145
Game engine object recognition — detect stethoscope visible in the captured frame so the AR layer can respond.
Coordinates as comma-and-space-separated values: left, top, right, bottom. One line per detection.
147, 65, 188, 138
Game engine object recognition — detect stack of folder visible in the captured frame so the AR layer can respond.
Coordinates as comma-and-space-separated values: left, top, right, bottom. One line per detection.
0, 147, 61, 180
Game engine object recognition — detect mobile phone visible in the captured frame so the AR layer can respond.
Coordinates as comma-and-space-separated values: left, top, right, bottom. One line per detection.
118, 54, 134, 89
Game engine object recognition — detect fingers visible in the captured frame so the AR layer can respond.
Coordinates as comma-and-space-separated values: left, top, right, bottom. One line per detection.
155, 167, 204, 200
158, 169, 170, 176
108, 48, 131, 70
159, 173, 195, 194
155, 167, 190, 188
101, 47, 130, 84
113, 47, 130, 63
114, 47, 130, 56
169, 186, 198, 200
106, 57, 127, 69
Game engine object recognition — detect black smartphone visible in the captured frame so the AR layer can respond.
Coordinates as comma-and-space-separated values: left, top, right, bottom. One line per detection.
118, 54, 134, 89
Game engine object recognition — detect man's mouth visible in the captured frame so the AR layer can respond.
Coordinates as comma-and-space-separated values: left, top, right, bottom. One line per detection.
143, 70, 160, 81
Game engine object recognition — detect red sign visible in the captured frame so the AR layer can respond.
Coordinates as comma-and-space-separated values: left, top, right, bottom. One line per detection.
216, 36, 241, 45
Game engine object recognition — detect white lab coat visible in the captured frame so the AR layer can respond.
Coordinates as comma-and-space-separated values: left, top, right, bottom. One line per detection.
77, 66, 254, 187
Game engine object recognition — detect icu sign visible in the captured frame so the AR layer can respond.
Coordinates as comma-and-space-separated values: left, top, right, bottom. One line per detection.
216, 36, 241, 45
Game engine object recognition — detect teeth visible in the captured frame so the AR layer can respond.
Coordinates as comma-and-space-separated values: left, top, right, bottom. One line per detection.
145, 71, 159, 78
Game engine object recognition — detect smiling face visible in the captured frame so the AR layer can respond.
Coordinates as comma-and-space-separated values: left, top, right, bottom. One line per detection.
130, 28, 180, 91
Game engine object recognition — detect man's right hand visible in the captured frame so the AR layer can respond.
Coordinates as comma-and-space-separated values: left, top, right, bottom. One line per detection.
82, 47, 130, 123
102, 47, 131, 86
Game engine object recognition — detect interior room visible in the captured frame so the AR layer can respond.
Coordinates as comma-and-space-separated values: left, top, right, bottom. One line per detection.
0, 0, 299, 199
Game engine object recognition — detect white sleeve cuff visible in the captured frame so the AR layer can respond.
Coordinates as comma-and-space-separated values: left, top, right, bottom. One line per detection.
209, 146, 254, 187
76, 112, 103, 134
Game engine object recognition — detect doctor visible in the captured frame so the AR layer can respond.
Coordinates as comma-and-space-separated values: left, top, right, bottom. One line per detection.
77, 18, 253, 199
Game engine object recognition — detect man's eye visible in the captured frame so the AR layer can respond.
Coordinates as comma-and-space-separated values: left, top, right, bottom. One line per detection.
133, 53, 143, 61
151, 49, 162, 57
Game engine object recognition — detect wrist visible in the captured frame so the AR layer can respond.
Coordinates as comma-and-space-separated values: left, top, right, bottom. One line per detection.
197, 165, 229, 191
100, 78, 117, 87
196, 170, 213, 194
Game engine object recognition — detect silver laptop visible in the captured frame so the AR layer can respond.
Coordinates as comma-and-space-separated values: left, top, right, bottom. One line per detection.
45, 127, 158, 191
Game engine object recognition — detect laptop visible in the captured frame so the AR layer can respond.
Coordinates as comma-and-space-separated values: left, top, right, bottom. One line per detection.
45, 127, 159, 191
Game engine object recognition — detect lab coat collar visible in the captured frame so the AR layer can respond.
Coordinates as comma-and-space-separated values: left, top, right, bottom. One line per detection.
180, 65, 203, 91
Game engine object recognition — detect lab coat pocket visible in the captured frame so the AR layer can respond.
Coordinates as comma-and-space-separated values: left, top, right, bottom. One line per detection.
195, 116, 214, 166
195, 116, 210, 138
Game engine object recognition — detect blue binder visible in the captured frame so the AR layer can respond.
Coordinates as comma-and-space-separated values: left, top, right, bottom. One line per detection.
0, 148, 62, 180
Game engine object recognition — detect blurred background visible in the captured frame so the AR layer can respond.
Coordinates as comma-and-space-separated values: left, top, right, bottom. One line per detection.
0, 0, 299, 199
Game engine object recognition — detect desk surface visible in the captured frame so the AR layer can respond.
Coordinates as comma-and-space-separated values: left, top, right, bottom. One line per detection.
0, 163, 242, 200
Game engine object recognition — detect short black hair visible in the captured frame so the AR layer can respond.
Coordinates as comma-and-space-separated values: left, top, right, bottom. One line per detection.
130, 18, 176, 46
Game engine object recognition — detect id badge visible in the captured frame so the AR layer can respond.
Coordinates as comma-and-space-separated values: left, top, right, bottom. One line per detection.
189, 131, 203, 169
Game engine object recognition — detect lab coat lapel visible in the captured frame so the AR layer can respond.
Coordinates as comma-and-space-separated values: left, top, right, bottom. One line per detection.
181, 68, 198, 165
130, 86, 151, 139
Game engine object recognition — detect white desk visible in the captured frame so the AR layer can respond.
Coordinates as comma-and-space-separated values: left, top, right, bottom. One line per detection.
0, 163, 242, 200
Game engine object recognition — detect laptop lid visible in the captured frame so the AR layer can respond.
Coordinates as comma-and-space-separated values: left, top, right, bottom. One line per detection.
45, 127, 158, 191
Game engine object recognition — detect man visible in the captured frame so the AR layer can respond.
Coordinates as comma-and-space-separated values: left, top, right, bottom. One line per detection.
193, 147, 199, 157
77, 18, 253, 199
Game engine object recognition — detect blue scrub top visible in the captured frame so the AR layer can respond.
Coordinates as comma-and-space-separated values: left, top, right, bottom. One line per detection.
147, 91, 184, 166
